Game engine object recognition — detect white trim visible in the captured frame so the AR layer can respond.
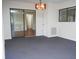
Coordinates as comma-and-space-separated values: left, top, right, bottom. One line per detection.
58, 36, 76, 41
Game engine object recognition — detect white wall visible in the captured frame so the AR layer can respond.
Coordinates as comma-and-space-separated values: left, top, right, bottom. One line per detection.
45, 3, 58, 37
3, 0, 76, 41
56, 0, 76, 41
3, 0, 11, 39
43, 0, 76, 41
3, 0, 45, 39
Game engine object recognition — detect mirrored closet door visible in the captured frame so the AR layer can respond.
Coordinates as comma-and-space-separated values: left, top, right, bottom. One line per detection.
10, 8, 36, 38
24, 10, 36, 37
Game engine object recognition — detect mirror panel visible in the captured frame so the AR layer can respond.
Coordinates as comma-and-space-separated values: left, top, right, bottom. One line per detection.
10, 9, 36, 38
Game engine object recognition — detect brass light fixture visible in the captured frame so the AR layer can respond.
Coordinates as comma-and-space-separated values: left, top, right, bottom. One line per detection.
35, 0, 46, 10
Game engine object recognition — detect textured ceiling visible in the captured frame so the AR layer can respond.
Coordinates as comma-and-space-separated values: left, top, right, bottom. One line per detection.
5, 0, 74, 3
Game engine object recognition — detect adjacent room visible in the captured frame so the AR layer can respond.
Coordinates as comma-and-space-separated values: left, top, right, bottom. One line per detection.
3, 0, 76, 59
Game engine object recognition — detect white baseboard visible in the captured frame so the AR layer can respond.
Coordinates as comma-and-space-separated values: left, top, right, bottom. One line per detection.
45, 35, 57, 38
44, 35, 76, 41
5, 39, 12, 40
58, 36, 76, 41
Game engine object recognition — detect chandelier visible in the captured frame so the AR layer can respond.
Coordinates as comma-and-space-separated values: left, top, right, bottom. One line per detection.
35, 0, 46, 10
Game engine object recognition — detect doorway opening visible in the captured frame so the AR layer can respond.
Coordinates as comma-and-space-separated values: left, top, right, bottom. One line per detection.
10, 8, 36, 38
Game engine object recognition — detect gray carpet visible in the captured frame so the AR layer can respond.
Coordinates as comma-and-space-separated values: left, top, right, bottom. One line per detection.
5, 36, 76, 59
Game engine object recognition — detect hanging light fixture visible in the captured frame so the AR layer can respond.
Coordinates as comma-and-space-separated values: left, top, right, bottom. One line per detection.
35, 0, 46, 10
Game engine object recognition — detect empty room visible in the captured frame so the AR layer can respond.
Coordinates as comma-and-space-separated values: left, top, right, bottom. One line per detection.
3, 0, 76, 59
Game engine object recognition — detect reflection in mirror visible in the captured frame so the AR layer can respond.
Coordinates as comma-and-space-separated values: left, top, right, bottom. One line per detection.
10, 9, 24, 37
10, 8, 36, 38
